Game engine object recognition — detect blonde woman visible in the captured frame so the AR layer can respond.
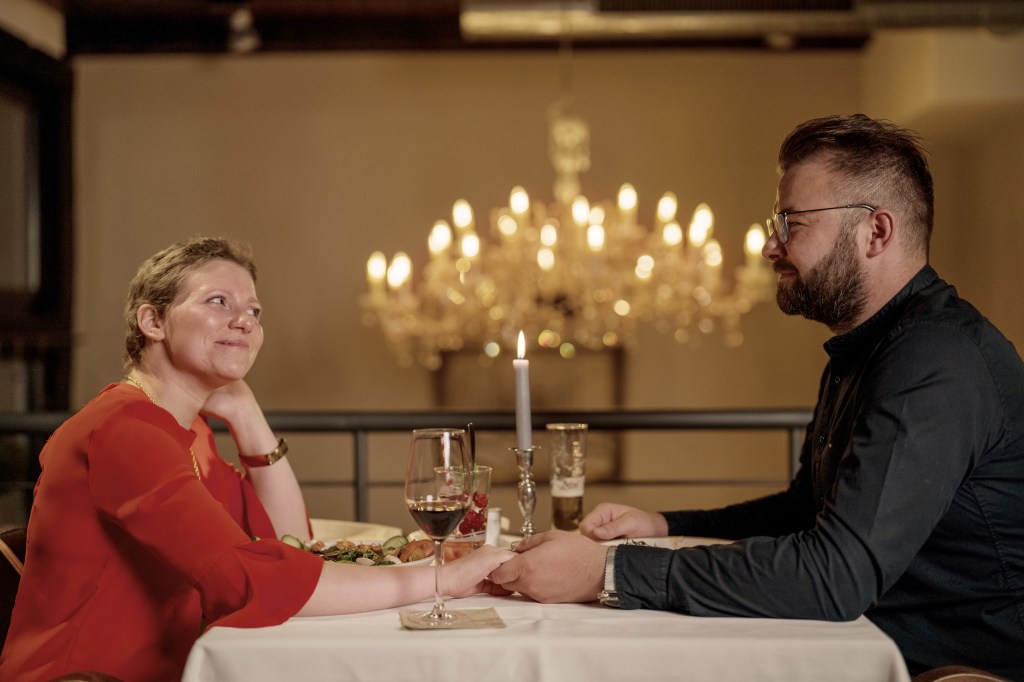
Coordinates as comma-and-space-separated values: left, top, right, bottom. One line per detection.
1, 237, 511, 681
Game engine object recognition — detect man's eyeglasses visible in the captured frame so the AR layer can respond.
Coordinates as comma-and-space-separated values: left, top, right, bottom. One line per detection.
767, 204, 876, 245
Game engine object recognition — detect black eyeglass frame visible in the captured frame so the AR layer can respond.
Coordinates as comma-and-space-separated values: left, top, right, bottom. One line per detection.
767, 204, 876, 244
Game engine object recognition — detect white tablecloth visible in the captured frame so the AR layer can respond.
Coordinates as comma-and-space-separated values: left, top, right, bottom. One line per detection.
183, 594, 911, 682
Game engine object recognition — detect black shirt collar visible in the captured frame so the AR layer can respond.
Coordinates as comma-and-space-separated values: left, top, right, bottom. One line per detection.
823, 265, 938, 360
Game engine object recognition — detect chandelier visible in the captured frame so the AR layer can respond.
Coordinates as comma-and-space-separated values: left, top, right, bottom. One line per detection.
362, 102, 775, 370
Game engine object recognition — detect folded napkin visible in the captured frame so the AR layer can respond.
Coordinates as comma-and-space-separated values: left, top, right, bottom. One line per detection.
399, 607, 505, 630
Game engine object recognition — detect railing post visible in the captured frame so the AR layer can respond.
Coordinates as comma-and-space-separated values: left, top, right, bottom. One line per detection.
788, 426, 804, 479
353, 430, 369, 521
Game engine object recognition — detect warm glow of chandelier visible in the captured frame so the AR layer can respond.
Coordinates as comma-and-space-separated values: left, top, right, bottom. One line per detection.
362, 104, 776, 370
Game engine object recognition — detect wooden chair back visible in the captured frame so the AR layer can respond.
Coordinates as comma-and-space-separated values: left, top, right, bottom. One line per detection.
0, 526, 27, 650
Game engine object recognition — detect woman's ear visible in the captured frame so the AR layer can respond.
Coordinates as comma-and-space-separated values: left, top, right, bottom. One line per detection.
865, 208, 896, 259
137, 304, 166, 342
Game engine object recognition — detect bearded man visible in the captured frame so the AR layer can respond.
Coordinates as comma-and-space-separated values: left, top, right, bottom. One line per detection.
490, 114, 1024, 679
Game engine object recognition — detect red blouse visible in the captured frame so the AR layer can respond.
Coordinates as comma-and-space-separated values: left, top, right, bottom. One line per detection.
0, 383, 323, 681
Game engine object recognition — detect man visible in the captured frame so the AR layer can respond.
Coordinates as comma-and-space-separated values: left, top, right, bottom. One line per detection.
490, 114, 1024, 679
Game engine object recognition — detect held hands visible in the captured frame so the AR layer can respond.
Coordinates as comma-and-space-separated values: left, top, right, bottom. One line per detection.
579, 502, 669, 541
443, 545, 515, 598
489, 531, 607, 603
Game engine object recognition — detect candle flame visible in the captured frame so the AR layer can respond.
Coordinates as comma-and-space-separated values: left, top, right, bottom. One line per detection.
517, 330, 526, 359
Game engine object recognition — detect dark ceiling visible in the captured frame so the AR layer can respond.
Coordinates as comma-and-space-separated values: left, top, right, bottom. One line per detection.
59, 1, 469, 55
51, 0, 1024, 56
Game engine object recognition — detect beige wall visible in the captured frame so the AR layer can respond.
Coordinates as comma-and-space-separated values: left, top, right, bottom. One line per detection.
70, 32, 1024, 529
863, 29, 1024, 349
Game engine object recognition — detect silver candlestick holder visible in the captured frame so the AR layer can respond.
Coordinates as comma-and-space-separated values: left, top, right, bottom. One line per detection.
512, 446, 538, 539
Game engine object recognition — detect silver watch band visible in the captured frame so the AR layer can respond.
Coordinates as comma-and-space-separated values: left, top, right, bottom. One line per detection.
599, 545, 620, 607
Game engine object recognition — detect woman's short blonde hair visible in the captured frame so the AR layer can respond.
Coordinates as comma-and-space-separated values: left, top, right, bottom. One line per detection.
123, 237, 257, 367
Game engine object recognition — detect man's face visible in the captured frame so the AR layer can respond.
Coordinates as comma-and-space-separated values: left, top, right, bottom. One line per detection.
764, 158, 868, 333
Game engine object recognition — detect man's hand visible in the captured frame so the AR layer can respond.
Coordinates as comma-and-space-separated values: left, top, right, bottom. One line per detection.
579, 502, 669, 541
489, 531, 607, 603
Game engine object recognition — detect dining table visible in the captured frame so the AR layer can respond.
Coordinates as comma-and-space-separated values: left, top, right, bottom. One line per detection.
182, 532, 912, 682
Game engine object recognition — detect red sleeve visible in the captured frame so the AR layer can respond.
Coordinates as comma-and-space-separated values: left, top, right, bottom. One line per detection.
87, 402, 322, 628
190, 418, 278, 541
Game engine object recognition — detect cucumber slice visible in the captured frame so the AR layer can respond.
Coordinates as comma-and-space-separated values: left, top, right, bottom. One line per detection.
382, 535, 408, 553
280, 534, 305, 550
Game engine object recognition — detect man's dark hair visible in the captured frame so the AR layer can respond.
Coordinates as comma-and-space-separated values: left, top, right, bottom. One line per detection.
779, 114, 934, 257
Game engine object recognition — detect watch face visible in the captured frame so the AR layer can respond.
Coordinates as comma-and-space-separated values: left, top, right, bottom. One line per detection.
266, 438, 288, 464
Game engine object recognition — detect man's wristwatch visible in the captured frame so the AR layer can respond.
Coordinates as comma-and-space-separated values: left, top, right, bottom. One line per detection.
238, 437, 288, 468
598, 546, 621, 608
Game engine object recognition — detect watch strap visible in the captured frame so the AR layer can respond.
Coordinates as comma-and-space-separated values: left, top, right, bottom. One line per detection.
598, 545, 621, 607
239, 437, 288, 468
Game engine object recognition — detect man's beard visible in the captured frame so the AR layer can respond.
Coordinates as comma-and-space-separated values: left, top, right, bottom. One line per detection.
774, 226, 867, 331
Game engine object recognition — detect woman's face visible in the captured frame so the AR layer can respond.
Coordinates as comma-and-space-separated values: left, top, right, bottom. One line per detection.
159, 259, 263, 387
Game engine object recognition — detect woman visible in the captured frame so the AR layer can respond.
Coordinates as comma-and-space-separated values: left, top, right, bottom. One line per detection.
0, 237, 512, 681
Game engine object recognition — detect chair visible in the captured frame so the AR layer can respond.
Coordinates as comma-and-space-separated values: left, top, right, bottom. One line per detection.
1, 526, 27, 650
912, 665, 1012, 682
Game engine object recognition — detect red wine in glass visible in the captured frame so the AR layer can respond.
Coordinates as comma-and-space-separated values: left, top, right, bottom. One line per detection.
404, 428, 472, 625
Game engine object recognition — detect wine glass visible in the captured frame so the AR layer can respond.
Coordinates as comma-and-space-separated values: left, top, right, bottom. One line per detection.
404, 427, 473, 625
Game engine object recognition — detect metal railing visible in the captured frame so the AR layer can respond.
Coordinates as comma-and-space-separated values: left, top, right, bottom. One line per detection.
1, 409, 811, 521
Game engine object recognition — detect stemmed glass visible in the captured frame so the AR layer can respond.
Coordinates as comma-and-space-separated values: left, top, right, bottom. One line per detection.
404, 428, 473, 625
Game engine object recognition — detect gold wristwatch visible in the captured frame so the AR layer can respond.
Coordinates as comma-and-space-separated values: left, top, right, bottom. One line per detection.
239, 437, 288, 468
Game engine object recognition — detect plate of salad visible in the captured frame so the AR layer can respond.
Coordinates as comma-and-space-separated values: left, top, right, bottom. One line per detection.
281, 534, 434, 567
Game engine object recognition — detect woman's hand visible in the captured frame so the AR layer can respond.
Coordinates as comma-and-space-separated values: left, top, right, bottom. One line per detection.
201, 379, 280, 463
578, 502, 669, 541
201, 381, 268, 439
444, 545, 516, 598
203, 380, 309, 541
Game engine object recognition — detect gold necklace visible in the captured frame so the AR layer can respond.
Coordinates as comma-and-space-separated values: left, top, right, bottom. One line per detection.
124, 373, 202, 481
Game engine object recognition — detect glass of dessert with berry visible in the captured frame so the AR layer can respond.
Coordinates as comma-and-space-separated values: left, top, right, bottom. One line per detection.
443, 465, 492, 562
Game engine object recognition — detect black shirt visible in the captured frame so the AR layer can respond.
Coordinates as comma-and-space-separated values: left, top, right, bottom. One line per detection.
618, 266, 1024, 678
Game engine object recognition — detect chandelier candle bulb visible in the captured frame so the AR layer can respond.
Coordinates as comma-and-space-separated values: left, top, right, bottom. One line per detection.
656, 192, 678, 227
617, 183, 638, 228
366, 251, 387, 302
428, 221, 453, 258
745, 223, 767, 268
514, 331, 532, 452
510, 186, 530, 216
452, 199, 474, 232
385, 252, 412, 290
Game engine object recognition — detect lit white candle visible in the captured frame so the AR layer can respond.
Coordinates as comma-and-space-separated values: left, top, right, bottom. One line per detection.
514, 330, 532, 451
